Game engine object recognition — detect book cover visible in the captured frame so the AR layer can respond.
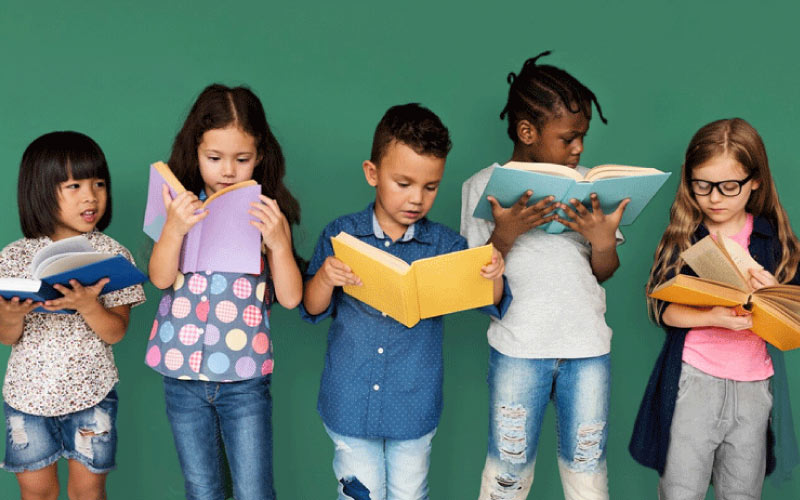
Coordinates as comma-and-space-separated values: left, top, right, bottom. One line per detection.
472, 162, 671, 234
142, 162, 263, 274
331, 232, 494, 327
0, 236, 148, 314
649, 235, 800, 351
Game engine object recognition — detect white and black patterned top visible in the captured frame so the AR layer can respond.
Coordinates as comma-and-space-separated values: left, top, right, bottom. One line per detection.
0, 231, 146, 416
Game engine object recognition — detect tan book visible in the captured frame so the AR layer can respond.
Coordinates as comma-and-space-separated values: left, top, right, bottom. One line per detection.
331, 232, 494, 328
649, 234, 800, 350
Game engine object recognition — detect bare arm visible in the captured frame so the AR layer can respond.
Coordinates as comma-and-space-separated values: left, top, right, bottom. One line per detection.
0, 298, 39, 345
555, 194, 630, 283
250, 195, 303, 309
661, 303, 753, 331
302, 257, 361, 315
41, 279, 132, 344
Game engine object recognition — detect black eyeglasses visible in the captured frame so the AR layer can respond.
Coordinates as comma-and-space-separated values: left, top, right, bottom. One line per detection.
690, 173, 754, 197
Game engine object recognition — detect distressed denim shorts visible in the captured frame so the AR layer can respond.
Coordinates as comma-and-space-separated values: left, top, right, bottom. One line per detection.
2, 389, 118, 474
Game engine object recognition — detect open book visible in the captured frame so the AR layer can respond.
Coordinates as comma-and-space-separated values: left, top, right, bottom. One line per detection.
649, 234, 800, 350
331, 232, 494, 327
142, 161, 262, 274
472, 162, 671, 234
0, 236, 147, 313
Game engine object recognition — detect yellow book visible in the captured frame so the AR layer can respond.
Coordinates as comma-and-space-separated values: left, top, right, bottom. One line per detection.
330, 232, 494, 327
649, 234, 800, 351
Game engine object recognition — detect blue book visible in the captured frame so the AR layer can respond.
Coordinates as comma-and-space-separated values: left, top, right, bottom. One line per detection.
472, 162, 671, 234
0, 236, 148, 314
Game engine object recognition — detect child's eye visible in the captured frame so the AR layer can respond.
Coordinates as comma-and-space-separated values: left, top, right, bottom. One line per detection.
425, 185, 439, 192
237, 157, 252, 163
208, 156, 221, 162
64, 183, 80, 189
95, 181, 106, 188
397, 182, 409, 188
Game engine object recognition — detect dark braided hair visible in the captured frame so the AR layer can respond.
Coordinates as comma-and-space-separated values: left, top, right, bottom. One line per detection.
500, 51, 606, 142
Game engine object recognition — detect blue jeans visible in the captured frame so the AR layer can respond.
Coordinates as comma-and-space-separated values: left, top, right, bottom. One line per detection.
478, 348, 610, 500
2, 390, 118, 474
163, 376, 275, 500
324, 424, 436, 500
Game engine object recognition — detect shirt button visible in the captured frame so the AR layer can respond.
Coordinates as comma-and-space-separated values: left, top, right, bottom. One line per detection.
373, 384, 380, 391
377, 347, 384, 354
384, 240, 390, 247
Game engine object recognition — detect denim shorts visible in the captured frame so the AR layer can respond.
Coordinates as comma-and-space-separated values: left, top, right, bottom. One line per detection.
2, 389, 118, 474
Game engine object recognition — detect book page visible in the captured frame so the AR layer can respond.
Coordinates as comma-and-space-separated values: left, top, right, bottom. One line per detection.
413, 244, 493, 319
718, 235, 763, 275
750, 299, 800, 351
503, 161, 584, 182
36, 253, 113, 279
0, 278, 42, 293
680, 236, 749, 290
30, 235, 95, 276
203, 179, 259, 207
584, 164, 664, 181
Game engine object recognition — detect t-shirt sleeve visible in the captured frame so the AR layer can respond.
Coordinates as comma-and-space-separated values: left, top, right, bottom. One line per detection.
100, 244, 146, 309
460, 174, 494, 248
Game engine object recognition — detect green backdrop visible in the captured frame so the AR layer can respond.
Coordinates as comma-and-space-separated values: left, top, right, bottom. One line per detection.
2, 0, 799, 498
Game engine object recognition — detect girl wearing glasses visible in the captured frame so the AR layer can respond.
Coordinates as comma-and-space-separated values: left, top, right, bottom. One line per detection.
630, 118, 800, 498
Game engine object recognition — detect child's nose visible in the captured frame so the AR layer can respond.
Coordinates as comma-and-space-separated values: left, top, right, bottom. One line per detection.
222, 159, 236, 176
572, 138, 584, 155
409, 187, 423, 204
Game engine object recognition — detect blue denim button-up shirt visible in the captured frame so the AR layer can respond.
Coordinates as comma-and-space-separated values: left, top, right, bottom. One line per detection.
300, 203, 511, 439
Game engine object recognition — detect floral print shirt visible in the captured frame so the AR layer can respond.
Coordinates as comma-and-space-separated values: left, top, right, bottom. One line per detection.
0, 232, 146, 417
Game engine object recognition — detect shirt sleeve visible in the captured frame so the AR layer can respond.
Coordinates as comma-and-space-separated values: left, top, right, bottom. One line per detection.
460, 175, 495, 248
100, 245, 146, 309
298, 226, 337, 323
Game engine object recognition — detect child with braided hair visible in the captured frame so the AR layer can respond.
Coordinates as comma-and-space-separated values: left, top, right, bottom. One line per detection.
461, 51, 627, 500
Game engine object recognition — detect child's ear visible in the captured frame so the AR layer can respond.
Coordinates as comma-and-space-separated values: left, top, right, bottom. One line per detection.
516, 119, 539, 145
751, 178, 761, 191
363, 160, 379, 187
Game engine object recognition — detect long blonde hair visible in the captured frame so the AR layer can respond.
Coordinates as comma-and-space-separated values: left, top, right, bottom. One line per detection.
646, 118, 800, 322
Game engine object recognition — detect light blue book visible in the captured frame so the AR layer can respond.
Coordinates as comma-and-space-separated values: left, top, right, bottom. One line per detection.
472, 162, 671, 234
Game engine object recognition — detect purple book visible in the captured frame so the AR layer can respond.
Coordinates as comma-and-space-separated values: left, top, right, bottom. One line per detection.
143, 162, 263, 274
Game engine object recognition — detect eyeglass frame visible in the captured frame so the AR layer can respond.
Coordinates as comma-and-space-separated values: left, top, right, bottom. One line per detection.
689, 173, 754, 197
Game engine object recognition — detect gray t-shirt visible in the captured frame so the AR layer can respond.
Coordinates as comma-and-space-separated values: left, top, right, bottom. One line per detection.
460, 164, 621, 358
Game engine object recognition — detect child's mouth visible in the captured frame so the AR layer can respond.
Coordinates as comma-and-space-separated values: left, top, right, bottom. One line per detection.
81, 210, 97, 222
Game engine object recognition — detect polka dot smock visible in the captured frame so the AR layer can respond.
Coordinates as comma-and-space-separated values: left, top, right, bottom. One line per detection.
144, 257, 275, 381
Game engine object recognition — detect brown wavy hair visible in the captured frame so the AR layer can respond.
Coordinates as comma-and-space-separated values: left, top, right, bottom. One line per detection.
168, 84, 304, 267
646, 118, 800, 322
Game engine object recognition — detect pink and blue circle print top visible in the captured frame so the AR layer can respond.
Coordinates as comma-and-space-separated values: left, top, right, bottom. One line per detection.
144, 258, 275, 381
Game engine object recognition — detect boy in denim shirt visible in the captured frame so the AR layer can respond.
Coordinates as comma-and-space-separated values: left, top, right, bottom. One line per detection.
301, 103, 511, 500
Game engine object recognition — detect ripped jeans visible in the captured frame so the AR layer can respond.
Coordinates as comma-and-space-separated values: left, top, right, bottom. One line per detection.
479, 348, 610, 500
324, 424, 436, 500
2, 389, 118, 474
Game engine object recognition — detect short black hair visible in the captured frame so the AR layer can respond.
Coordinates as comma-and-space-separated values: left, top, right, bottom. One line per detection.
501, 51, 606, 142
370, 103, 452, 165
17, 131, 112, 238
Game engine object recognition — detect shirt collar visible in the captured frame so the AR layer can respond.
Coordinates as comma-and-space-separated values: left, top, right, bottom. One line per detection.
350, 203, 433, 244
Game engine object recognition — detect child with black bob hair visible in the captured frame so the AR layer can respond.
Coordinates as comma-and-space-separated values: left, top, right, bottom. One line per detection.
0, 131, 145, 499
302, 103, 511, 500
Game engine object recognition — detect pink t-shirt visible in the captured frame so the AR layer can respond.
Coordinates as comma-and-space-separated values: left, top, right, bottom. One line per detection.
682, 214, 774, 381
